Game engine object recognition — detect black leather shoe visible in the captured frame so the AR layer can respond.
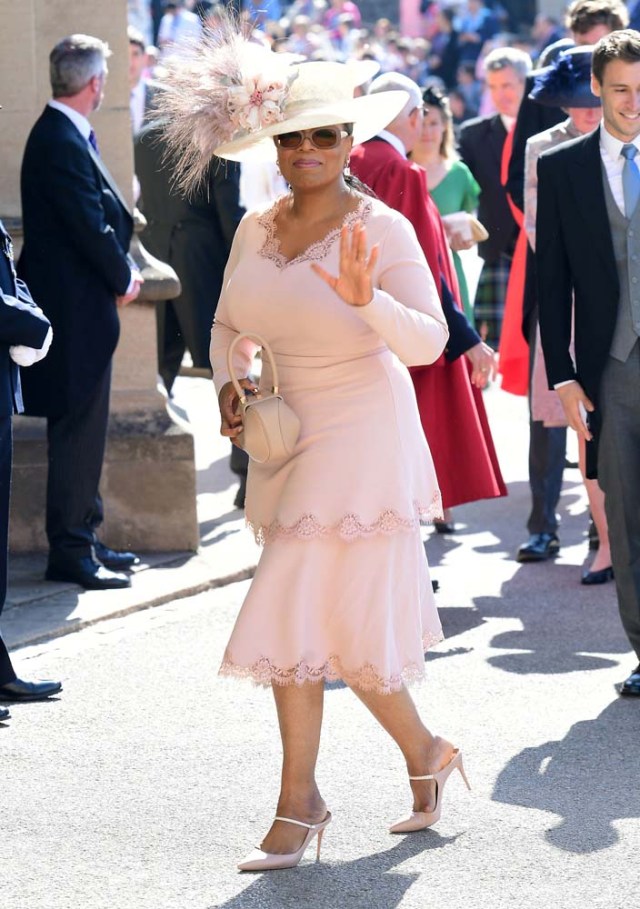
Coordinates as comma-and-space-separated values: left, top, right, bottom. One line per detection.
516, 533, 560, 563
45, 556, 131, 590
0, 706, 10, 721
0, 678, 62, 702
581, 566, 614, 585
94, 541, 140, 570
620, 665, 640, 697
433, 521, 456, 534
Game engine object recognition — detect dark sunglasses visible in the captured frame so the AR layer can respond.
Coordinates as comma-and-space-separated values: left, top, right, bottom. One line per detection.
274, 127, 349, 150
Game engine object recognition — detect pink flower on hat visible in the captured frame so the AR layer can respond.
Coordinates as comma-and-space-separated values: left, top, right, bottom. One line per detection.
226, 73, 289, 133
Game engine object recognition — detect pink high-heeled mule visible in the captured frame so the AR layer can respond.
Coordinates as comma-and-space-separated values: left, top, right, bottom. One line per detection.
237, 812, 332, 872
389, 749, 470, 834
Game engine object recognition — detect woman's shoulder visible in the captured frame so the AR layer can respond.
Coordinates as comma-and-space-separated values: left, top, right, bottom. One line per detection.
447, 159, 476, 183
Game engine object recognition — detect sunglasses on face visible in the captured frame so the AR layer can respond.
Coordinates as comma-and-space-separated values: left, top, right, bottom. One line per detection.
274, 127, 349, 150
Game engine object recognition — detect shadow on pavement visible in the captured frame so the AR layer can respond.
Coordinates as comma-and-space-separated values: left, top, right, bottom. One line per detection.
493, 698, 640, 853
210, 833, 460, 909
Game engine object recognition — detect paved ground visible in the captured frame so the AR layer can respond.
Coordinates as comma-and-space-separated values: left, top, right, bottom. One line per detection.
4, 375, 638, 909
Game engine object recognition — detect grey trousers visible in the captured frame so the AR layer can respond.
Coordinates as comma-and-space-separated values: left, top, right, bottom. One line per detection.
598, 345, 640, 661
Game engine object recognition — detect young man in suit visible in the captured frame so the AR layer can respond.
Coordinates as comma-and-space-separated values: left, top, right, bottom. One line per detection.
459, 47, 532, 349
508, 0, 626, 565
19, 35, 143, 591
0, 216, 61, 712
537, 30, 640, 696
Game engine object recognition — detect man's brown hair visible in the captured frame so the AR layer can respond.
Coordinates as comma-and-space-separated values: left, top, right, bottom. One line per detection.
566, 0, 628, 35
592, 28, 640, 84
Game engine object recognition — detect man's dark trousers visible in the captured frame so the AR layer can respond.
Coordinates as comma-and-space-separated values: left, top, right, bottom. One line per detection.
46, 365, 111, 560
0, 417, 16, 684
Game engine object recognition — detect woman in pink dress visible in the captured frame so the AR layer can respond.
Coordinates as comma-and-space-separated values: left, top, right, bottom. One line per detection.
160, 30, 470, 872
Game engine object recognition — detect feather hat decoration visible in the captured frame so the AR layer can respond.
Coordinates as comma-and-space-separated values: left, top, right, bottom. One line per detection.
155, 18, 297, 192
155, 14, 408, 179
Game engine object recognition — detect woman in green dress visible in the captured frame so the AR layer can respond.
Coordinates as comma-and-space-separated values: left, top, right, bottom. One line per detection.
410, 85, 480, 323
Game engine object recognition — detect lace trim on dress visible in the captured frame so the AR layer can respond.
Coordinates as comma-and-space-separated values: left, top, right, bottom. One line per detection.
257, 196, 373, 270
247, 492, 443, 545
219, 630, 444, 694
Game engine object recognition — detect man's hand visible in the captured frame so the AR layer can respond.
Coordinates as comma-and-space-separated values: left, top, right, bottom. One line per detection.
465, 341, 497, 389
556, 380, 594, 441
116, 271, 144, 307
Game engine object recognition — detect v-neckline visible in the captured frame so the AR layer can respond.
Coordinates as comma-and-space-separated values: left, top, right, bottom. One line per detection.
257, 195, 372, 270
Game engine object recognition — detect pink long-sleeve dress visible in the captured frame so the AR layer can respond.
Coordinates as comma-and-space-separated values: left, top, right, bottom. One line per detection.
210, 195, 449, 694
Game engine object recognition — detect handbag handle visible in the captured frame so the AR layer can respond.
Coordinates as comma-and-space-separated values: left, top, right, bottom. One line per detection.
226, 332, 280, 404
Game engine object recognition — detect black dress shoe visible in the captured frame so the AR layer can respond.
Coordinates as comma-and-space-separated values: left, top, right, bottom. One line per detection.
516, 533, 560, 563
0, 678, 62, 702
0, 706, 10, 721
45, 556, 131, 590
94, 541, 140, 570
581, 566, 614, 585
433, 521, 456, 534
620, 665, 640, 697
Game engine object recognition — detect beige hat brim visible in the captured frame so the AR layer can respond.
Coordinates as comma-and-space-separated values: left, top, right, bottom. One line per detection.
214, 89, 408, 162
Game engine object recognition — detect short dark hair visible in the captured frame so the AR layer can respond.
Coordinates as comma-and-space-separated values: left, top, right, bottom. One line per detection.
592, 28, 640, 84
566, 0, 628, 35
127, 26, 146, 53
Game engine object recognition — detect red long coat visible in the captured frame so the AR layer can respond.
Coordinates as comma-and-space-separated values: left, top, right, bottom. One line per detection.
350, 138, 506, 508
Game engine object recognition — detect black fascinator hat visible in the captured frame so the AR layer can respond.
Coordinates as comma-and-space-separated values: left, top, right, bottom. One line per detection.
529, 45, 600, 109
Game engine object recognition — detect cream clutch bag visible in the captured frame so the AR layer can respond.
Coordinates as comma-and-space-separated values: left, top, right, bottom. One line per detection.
441, 211, 489, 243
227, 332, 301, 464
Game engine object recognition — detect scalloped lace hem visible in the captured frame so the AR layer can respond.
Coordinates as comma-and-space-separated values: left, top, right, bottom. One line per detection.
247, 493, 443, 545
257, 196, 372, 270
219, 631, 444, 694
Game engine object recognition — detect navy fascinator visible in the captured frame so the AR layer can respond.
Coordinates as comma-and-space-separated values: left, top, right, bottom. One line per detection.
529, 46, 601, 109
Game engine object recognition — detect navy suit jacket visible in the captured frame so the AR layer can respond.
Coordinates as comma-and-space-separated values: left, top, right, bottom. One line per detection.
18, 105, 133, 418
459, 113, 519, 263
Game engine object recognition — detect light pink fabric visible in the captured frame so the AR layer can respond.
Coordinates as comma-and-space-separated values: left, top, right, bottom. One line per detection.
210, 196, 449, 693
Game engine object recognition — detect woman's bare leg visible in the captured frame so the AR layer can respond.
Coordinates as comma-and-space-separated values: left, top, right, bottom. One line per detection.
579, 435, 612, 572
352, 684, 455, 813
259, 682, 328, 855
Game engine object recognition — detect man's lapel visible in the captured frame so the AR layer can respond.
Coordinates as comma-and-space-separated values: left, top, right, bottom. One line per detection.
87, 144, 132, 217
572, 128, 616, 274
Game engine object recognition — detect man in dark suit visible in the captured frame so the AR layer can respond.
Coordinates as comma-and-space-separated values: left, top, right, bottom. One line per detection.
0, 217, 61, 712
459, 47, 531, 348
506, 2, 626, 564
128, 26, 158, 136
134, 118, 245, 394
537, 30, 640, 696
19, 34, 143, 591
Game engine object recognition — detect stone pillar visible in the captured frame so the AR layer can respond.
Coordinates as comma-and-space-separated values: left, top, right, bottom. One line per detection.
0, 0, 199, 552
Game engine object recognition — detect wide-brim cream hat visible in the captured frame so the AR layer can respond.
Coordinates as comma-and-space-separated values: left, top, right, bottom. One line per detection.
215, 61, 408, 162
156, 21, 407, 189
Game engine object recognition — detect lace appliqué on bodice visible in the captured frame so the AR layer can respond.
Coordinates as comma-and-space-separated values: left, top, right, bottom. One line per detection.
257, 196, 373, 270
219, 628, 444, 694
247, 492, 443, 545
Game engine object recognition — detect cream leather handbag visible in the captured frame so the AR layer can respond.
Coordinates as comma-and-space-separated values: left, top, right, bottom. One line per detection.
227, 332, 301, 464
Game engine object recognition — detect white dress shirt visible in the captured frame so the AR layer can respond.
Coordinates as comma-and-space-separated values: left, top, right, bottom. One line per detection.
376, 130, 406, 158
130, 80, 146, 136
599, 122, 640, 216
